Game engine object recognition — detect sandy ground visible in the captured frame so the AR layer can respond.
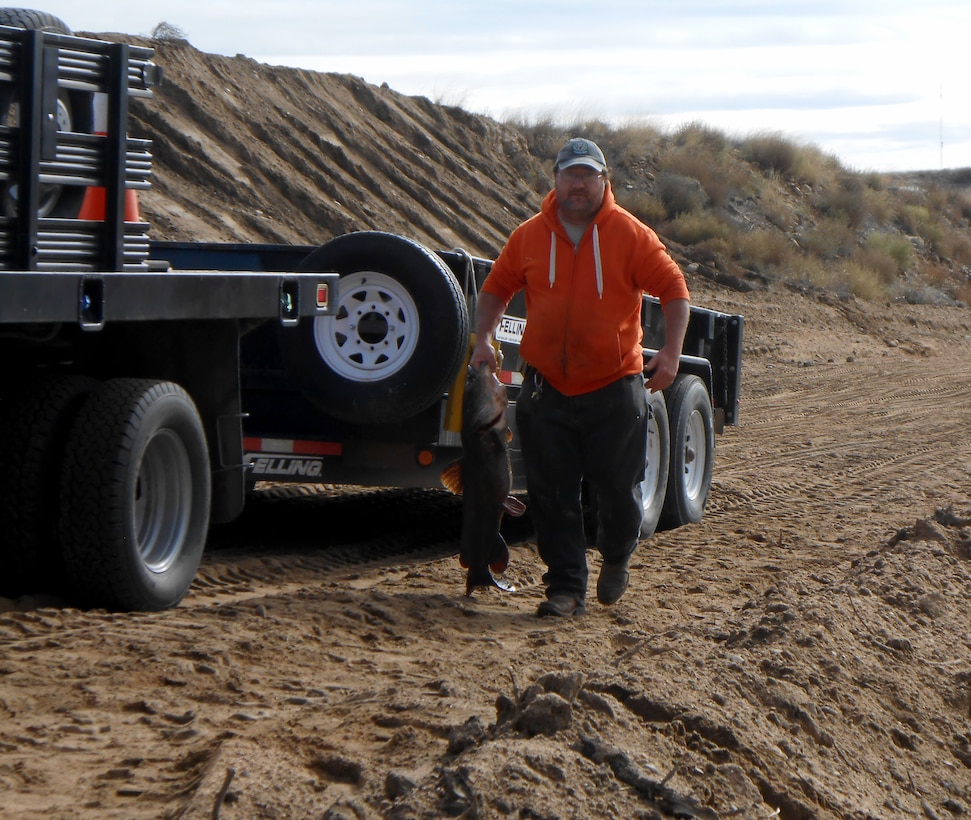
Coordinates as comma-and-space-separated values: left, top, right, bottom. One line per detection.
2, 25, 971, 820
2, 280, 971, 819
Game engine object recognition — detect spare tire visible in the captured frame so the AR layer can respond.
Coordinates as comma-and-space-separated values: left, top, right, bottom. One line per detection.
0, 8, 95, 218
280, 232, 470, 424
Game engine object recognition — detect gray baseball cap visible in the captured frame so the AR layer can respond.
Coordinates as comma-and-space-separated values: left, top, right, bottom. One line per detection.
555, 138, 607, 172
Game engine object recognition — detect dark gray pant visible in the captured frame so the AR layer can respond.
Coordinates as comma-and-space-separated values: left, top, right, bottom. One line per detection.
515, 371, 647, 602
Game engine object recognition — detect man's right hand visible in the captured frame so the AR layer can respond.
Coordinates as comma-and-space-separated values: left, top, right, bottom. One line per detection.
468, 338, 498, 372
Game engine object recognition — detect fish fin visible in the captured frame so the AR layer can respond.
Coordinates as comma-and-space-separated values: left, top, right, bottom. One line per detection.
439, 459, 464, 495
465, 566, 516, 596
460, 533, 509, 586
488, 533, 510, 574
502, 495, 526, 517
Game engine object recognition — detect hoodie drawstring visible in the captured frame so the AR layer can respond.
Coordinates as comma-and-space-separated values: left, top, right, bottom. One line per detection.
592, 224, 603, 298
549, 227, 604, 299
549, 231, 556, 289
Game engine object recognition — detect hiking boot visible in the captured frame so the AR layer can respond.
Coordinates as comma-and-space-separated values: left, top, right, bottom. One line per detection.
537, 594, 585, 618
597, 561, 630, 605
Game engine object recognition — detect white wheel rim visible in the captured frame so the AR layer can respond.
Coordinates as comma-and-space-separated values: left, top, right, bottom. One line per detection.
641, 406, 664, 512
681, 408, 708, 502
312, 270, 420, 382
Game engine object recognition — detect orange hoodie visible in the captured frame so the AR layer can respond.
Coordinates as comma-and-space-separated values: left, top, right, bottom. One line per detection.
482, 183, 689, 396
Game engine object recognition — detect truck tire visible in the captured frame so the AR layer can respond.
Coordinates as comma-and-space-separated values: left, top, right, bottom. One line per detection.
0, 374, 98, 596
281, 231, 470, 424
639, 389, 670, 537
58, 379, 211, 611
660, 374, 715, 528
0, 8, 95, 218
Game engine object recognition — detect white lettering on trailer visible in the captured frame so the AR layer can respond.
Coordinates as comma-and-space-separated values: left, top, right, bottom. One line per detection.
249, 456, 323, 477
496, 315, 526, 344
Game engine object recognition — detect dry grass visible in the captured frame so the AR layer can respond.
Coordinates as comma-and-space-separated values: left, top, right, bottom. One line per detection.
506, 116, 971, 306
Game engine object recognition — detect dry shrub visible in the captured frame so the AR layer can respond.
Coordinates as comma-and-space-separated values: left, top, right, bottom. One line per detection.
740, 133, 840, 187
615, 190, 667, 225
852, 245, 899, 284
663, 144, 749, 208
654, 172, 709, 217
151, 21, 187, 41
799, 217, 856, 260
672, 121, 732, 154
608, 122, 665, 166
898, 204, 929, 234
741, 133, 800, 177
569, 117, 615, 147
840, 261, 886, 300
666, 211, 733, 245
817, 176, 870, 228
934, 228, 971, 266
864, 186, 897, 224
782, 254, 831, 289
953, 278, 971, 306
753, 182, 798, 231
736, 229, 796, 271
863, 232, 912, 273
506, 114, 566, 160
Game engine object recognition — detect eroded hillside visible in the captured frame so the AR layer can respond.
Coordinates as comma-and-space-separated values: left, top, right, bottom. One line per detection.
100, 35, 545, 260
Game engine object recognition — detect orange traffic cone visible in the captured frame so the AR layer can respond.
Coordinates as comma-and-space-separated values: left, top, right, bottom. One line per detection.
78, 91, 142, 222
78, 185, 142, 222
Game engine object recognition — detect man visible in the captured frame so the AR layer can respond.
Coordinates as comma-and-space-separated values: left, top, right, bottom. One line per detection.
469, 137, 690, 617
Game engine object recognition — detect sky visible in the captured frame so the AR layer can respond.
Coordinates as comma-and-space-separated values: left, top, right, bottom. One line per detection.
32, 1, 971, 173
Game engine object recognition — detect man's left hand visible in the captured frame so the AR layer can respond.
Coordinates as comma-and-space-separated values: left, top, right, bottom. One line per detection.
644, 347, 680, 392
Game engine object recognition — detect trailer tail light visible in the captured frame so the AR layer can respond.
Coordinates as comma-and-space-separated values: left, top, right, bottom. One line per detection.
316, 283, 329, 310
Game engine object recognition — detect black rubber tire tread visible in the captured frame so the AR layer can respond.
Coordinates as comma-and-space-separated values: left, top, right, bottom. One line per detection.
0, 8, 72, 28
59, 379, 211, 611
281, 231, 470, 424
0, 374, 99, 596
0, 8, 94, 219
639, 388, 670, 538
659, 374, 715, 528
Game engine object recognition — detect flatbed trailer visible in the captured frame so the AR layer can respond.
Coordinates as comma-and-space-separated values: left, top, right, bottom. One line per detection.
155, 238, 743, 539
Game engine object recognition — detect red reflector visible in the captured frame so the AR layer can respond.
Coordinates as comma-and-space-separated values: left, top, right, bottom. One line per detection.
294, 439, 341, 456
243, 437, 342, 456
316, 283, 329, 309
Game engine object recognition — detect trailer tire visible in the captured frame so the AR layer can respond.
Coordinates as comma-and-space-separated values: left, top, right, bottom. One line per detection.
281, 232, 470, 424
0, 374, 98, 596
59, 379, 211, 611
0, 8, 95, 218
660, 374, 714, 528
640, 389, 670, 537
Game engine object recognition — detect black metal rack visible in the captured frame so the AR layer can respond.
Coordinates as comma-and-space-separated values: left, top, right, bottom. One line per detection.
0, 24, 158, 271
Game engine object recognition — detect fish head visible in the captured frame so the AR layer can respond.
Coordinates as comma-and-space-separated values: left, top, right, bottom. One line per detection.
463, 362, 508, 435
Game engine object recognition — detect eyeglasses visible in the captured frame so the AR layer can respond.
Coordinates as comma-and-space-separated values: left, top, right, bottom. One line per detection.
557, 169, 604, 183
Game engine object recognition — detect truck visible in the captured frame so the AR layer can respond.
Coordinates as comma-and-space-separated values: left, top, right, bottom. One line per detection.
0, 11, 744, 612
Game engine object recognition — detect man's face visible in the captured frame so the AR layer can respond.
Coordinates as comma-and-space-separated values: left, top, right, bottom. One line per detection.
555, 166, 607, 225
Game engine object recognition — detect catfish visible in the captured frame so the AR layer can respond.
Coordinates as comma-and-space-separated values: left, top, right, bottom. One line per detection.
441, 362, 525, 595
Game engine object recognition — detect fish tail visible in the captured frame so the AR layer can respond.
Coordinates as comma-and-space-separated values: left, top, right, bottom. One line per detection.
488, 533, 509, 574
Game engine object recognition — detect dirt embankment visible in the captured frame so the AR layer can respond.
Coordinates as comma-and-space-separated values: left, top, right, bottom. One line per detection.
1, 33, 971, 820
111, 35, 546, 259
